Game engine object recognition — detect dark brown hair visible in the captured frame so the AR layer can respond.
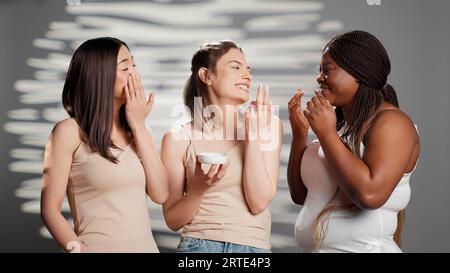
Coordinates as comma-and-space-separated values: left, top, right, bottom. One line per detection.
313, 31, 404, 250
62, 37, 130, 163
183, 40, 242, 125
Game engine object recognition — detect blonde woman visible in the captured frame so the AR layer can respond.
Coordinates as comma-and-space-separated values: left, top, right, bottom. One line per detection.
161, 41, 283, 253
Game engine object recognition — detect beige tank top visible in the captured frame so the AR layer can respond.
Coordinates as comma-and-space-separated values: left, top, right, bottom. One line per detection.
67, 140, 158, 253
181, 126, 272, 250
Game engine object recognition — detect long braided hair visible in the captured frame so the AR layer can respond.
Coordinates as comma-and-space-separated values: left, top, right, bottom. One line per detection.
312, 30, 404, 250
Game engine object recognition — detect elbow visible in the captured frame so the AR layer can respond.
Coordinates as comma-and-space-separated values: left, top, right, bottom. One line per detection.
151, 193, 169, 205
152, 198, 166, 205
248, 199, 271, 215
162, 206, 182, 232
288, 178, 308, 206
40, 207, 48, 225
40, 199, 57, 225
40, 193, 47, 222
166, 222, 182, 232
246, 187, 275, 215
157, 185, 170, 204
287, 172, 307, 205
249, 205, 265, 215
244, 177, 276, 215
147, 184, 169, 205
356, 192, 386, 210
40, 205, 60, 233
40, 199, 46, 220
165, 217, 183, 232
290, 193, 306, 206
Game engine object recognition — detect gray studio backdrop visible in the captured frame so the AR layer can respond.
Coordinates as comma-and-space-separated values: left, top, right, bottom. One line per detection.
0, 0, 449, 252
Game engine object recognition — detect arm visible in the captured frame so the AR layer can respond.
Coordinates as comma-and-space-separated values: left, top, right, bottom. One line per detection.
242, 85, 283, 214
132, 125, 169, 204
243, 119, 283, 214
318, 111, 418, 209
160, 132, 200, 231
161, 131, 229, 231
305, 93, 419, 209
125, 72, 169, 204
40, 118, 86, 253
287, 134, 308, 205
287, 90, 310, 205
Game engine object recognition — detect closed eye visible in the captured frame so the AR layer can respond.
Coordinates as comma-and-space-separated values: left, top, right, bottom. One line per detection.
120, 64, 136, 71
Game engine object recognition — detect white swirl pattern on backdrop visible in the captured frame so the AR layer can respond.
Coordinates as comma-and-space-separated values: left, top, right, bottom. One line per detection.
4, 0, 343, 252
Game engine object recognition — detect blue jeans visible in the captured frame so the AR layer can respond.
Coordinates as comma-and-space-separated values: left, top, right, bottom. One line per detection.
177, 236, 271, 253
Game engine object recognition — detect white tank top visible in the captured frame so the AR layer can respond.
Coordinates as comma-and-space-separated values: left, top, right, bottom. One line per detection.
295, 131, 417, 253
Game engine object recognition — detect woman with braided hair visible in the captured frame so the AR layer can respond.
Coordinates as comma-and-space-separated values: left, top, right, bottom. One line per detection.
287, 30, 420, 252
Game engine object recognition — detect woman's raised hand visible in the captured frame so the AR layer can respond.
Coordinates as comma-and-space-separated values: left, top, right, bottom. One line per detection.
288, 89, 310, 137
124, 72, 155, 131
244, 84, 274, 141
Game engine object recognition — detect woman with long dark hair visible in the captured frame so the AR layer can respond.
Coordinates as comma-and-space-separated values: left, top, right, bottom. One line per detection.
40, 37, 169, 253
287, 31, 420, 252
161, 41, 283, 253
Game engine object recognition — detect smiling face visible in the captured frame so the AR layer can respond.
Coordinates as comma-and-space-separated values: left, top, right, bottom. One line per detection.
316, 49, 359, 107
114, 45, 136, 101
207, 48, 253, 105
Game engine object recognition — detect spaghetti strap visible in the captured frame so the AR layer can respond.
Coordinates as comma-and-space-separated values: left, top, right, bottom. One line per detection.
224, 140, 243, 155
188, 139, 242, 156
180, 122, 193, 145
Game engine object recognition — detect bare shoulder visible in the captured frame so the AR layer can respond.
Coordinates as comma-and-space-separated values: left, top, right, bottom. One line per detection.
372, 108, 415, 131
51, 118, 83, 150
161, 126, 191, 157
367, 108, 418, 142
53, 118, 80, 136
